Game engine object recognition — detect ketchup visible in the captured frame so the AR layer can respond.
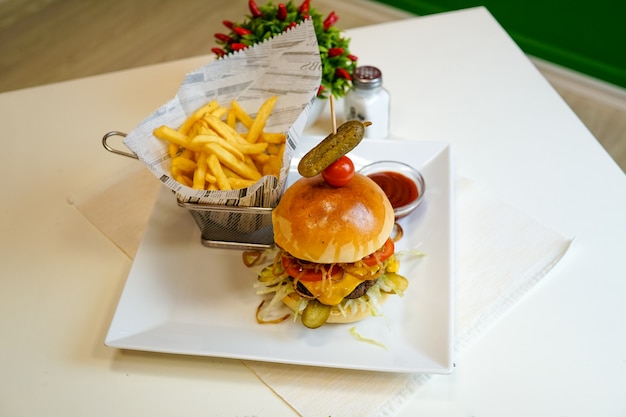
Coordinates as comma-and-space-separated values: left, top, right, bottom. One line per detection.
367, 171, 418, 208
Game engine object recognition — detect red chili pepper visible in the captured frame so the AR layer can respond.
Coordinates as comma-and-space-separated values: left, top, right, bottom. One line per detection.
299, 0, 310, 14
231, 43, 247, 51
234, 27, 252, 36
316, 85, 325, 96
323, 11, 338, 30
214, 33, 234, 43
222, 20, 234, 29
211, 48, 227, 57
335, 67, 352, 80
285, 21, 298, 31
248, 0, 263, 18
327, 47, 344, 57
347, 54, 358, 61
277, 3, 287, 20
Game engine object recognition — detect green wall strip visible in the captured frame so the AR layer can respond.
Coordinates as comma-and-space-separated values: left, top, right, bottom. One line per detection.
374, 0, 626, 89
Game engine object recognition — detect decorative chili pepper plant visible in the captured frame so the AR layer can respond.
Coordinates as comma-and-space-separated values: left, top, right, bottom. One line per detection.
212, 0, 358, 99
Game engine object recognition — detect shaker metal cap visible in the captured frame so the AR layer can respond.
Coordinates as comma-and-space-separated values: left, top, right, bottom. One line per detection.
353, 66, 383, 89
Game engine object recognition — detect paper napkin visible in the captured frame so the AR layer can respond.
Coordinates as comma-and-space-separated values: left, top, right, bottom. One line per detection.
242, 176, 572, 416
67, 163, 160, 258
70, 166, 572, 417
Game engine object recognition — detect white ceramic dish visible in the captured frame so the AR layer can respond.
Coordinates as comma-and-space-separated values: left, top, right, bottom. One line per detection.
105, 137, 454, 374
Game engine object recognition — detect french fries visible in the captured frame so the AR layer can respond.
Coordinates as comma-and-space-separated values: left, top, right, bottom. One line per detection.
153, 97, 286, 191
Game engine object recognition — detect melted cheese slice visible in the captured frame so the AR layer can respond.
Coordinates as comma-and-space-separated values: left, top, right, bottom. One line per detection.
300, 272, 364, 305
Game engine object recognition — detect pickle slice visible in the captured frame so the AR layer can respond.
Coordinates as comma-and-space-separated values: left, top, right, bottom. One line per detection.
382, 272, 409, 294
301, 300, 332, 329
298, 121, 370, 177
257, 264, 278, 283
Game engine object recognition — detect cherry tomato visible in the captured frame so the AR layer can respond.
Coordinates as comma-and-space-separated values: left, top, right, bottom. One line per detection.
322, 155, 354, 187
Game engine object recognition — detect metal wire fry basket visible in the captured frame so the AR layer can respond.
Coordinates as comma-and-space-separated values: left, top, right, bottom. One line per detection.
103, 131, 276, 250
177, 199, 274, 250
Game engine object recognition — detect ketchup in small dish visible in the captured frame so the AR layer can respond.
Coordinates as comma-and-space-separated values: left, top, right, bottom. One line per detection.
359, 161, 425, 219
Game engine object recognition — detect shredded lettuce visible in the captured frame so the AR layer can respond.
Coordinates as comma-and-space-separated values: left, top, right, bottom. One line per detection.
349, 327, 388, 350
254, 266, 294, 322
395, 249, 427, 259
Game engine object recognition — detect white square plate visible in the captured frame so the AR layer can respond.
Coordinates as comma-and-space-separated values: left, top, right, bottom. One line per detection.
105, 138, 454, 373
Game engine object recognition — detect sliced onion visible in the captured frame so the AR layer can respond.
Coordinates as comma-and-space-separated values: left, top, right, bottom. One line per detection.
243, 250, 264, 267
255, 300, 290, 324
391, 222, 403, 242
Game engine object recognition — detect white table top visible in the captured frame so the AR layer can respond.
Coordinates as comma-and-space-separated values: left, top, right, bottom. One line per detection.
2, 7, 625, 416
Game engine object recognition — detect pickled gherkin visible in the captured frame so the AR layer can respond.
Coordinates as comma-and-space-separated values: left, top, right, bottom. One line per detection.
297, 121, 370, 177
301, 300, 332, 329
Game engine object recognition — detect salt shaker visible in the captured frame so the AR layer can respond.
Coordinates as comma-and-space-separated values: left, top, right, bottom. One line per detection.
344, 65, 390, 138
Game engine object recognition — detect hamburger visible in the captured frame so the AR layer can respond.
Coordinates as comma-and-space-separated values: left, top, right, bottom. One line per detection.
255, 158, 409, 328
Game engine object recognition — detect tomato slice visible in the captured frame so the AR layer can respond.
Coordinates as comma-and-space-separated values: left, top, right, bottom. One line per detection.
361, 238, 395, 266
282, 256, 342, 282
282, 238, 394, 281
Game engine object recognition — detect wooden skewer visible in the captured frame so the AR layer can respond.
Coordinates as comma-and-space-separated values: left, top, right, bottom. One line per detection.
329, 95, 337, 134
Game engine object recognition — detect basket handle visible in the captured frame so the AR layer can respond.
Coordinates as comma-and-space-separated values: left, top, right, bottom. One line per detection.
102, 131, 138, 159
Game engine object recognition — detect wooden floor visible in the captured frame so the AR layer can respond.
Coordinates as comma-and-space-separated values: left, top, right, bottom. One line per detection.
2, 0, 625, 172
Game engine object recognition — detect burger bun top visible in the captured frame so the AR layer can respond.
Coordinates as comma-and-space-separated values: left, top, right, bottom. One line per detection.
272, 172, 394, 263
